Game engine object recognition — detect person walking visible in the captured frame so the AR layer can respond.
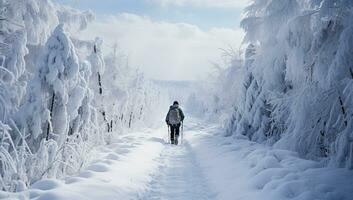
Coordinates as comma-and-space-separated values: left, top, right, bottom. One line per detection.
165, 101, 185, 145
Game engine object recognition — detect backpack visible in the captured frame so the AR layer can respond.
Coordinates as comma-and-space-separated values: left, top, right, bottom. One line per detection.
168, 108, 181, 125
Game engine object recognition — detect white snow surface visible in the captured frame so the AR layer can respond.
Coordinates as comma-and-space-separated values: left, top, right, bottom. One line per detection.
1, 118, 353, 200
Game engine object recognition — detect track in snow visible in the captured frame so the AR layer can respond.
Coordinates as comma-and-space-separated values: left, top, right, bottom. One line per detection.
137, 141, 215, 200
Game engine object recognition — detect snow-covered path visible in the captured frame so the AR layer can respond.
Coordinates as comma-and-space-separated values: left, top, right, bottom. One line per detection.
2, 118, 353, 200
137, 141, 214, 200
2, 119, 216, 200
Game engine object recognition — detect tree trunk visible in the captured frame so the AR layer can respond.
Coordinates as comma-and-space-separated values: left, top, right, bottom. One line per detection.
46, 92, 55, 140
338, 96, 347, 127
98, 72, 103, 95
128, 112, 133, 128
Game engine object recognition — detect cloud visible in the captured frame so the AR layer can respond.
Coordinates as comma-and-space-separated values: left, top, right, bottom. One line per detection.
78, 13, 244, 80
149, 0, 250, 8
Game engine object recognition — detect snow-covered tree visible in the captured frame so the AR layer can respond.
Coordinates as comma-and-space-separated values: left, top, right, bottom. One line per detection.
18, 24, 80, 143
0, 0, 169, 191
102, 45, 167, 134
208, 0, 353, 169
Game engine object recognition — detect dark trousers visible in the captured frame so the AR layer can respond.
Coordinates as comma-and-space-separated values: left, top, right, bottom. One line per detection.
170, 124, 180, 142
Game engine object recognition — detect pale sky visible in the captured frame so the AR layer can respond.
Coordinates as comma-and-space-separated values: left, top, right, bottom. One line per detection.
55, 0, 248, 80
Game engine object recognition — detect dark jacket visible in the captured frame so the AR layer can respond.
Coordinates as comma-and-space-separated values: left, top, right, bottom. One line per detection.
165, 105, 185, 125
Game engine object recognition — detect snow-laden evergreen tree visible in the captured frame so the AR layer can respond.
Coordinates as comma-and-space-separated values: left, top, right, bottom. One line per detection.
18, 24, 80, 142
87, 37, 109, 136
10, 24, 92, 183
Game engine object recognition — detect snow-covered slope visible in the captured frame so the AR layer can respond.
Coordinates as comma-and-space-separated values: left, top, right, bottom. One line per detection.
190, 121, 353, 200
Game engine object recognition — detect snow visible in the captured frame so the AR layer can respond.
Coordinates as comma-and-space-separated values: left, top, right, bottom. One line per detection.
188, 121, 353, 200
1, 118, 353, 200
1, 0, 353, 198
0, 0, 168, 189
184, 0, 353, 169
138, 137, 214, 200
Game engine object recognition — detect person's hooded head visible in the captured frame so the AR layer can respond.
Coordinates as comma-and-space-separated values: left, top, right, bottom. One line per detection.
172, 101, 179, 108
